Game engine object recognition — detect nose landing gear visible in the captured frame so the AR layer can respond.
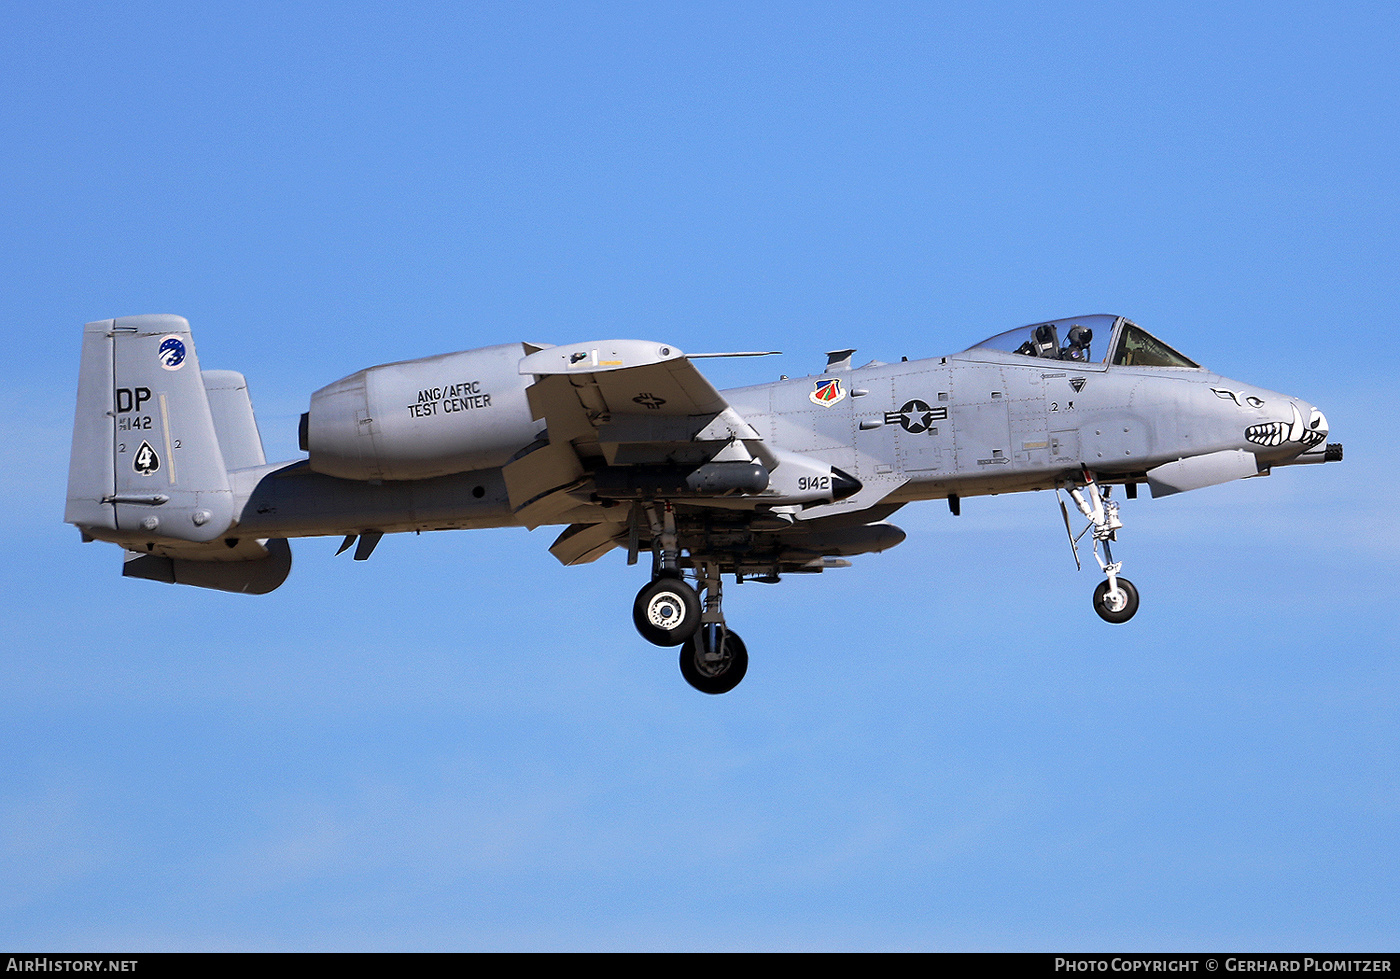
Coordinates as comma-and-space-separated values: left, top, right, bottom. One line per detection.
1061, 470, 1141, 624
1093, 576, 1140, 624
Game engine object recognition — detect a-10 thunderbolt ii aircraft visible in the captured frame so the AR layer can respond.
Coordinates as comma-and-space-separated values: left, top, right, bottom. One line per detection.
66, 313, 1341, 693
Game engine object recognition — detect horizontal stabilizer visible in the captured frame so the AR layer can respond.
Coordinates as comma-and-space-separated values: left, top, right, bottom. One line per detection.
122, 538, 292, 594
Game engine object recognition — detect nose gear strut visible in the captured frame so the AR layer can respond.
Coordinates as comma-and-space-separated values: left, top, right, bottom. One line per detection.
1059, 468, 1140, 623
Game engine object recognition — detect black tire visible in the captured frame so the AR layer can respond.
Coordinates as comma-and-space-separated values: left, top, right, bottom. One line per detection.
1093, 577, 1140, 624
679, 628, 749, 695
633, 577, 701, 646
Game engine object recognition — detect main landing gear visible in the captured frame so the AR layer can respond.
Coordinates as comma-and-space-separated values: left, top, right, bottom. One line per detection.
1060, 469, 1141, 624
633, 574, 700, 646
632, 505, 748, 693
632, 564, 748, 694
680, 625, 748, 695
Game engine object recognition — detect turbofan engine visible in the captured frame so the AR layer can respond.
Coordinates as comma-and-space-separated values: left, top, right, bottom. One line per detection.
300, 343, 541, 481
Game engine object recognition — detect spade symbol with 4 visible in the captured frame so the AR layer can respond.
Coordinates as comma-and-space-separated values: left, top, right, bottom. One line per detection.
133, 440, 160, 475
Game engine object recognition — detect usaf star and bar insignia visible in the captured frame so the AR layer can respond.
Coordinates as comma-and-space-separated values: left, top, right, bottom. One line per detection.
884, 399, 948, 434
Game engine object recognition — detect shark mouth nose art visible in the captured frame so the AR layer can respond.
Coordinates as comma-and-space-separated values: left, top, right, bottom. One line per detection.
1246, 404, 1328, 449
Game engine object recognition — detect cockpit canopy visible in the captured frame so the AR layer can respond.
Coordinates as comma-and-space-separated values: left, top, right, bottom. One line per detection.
967, 315, 1200, 369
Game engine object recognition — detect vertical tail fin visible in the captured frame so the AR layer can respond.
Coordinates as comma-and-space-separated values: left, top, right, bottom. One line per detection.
65, 320, 117, 533
66, 315, 236, 543
201, 369, 266, 471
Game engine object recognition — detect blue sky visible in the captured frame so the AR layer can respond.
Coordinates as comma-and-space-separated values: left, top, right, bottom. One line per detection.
2, 1, 1395, 950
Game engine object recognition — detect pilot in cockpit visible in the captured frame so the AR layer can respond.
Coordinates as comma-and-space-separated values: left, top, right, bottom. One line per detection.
1061, 324, 1092, 361
1016, 324, 1060, 358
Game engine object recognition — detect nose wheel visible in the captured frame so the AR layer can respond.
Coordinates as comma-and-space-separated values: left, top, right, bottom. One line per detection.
1093, 577, 1139, 623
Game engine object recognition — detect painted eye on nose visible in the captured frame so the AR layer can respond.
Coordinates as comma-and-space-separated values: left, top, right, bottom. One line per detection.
1310, 409, 1328, 432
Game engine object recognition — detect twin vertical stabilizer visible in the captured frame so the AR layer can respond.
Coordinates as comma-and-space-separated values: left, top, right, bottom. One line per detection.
66, 315, 236, 543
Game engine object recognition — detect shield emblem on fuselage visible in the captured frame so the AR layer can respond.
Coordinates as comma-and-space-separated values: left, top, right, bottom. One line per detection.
810, 378, 846, 406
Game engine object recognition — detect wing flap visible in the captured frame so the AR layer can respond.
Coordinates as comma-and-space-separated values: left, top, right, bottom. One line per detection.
500, 441, 594, 529
549, 521, 626, 566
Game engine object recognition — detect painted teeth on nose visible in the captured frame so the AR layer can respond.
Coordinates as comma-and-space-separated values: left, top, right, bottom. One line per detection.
1246, 421, 1286, 446
1245, 417, 1328, 448
1287, 404, 1306, 442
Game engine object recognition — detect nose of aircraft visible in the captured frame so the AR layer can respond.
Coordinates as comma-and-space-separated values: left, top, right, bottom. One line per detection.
1244, 400, 1328, 451
1240, 394, 1342, 465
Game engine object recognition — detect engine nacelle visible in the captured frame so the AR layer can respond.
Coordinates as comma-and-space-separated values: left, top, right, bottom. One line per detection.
303, 343, 542, 481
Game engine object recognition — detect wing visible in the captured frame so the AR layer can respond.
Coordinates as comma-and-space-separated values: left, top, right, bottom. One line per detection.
517, 340, 762, 465
504, 340, 763, 531
504, 340, 867, 564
